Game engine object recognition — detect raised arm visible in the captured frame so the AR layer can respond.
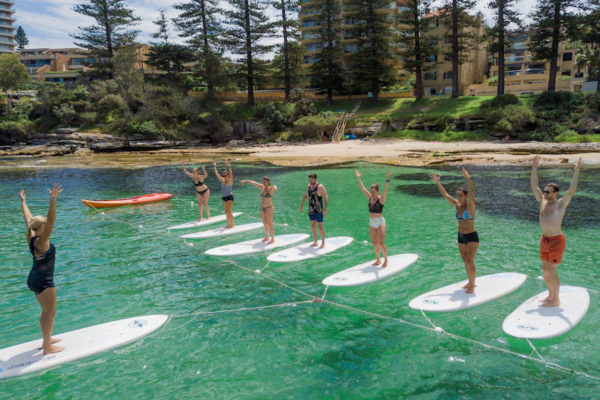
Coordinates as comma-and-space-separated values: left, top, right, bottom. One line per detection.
380, 171, 393, 204
213, 161, 224, 183
199, 166, 208, 180
19, 190, 32, 229
560, 158, 582, 207
355, 170, 371, 199
430, 173, 459, 207
240, 179, 263, 189
225, 160, 233, 182
270, 185, 278, 193
462, 168, 476, 207
182, 161, 194, 178
530, 155, 542, 203
300, 186, 309, 211
38, 183, 63, 243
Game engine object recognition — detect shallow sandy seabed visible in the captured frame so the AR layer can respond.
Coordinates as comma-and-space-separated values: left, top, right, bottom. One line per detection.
2, 139, 600, 169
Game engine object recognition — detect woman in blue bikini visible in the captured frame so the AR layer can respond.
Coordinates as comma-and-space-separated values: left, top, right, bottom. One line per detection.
19, 183, 65, 354
241, 177, 278, 244
430, 168, 478, 294
182, 162, 210, 221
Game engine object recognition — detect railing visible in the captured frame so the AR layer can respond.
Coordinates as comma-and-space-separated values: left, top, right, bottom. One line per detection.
505, 70, 521, 76
332, 112, 349, 143
302, 21, 321, 28
303, 33, 321, 40
512, 42, 527, 49
300, 9, 322, 16
525, 68, 545, 75
507, 56, 525, 62
304, 44, 322, 52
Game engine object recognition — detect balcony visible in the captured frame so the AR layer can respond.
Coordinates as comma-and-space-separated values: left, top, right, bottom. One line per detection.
302, 20, 321, 28
0, 1, 16, 6
299, 8, 321, 17
512, 42, 527, 49
0, 15, 16, 22
505, 70, 521, 76
506, 56, 525, 63
525, 68, 545, 75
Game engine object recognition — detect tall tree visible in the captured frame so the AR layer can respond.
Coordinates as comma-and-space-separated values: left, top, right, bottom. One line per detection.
15, 26, 29, 50
528, 0, 584, 92
174, 0, 223, 96
272, 0, 300, 101
345, 0, 397, 101
70, 0, 141, 79
223, 0, 277, 105
439, 0, 480, 98
398, 0, 439, 100
310, 0, 345, 105
151, 9, 170, 45
270, 41, 306, 89
0, 54, 31, 111
487, 0, 522, 95
574, 0, 600, 92
112, 47, 143, 122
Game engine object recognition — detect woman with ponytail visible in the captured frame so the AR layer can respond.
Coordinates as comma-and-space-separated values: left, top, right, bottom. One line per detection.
19, 183, 64, 354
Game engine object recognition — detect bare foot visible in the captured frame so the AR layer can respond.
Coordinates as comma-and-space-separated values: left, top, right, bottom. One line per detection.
310, 242, 318, 247
465, 286, 475, 294
43, 345, 65, 354
267, 239, 275, 245
372, 260, 381, 266
542, 299, 560, 307
319, 242, 326, 249
539, 296, 552, 303
462, 283, 470, 289
51, 338, 62, 344
262, 237, 270, 242
381, 260, 388, 268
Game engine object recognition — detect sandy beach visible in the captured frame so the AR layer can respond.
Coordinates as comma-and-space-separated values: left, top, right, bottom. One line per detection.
2, 139, 600, 169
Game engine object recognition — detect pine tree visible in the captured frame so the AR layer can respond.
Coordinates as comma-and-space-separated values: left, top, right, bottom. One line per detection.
112, 47, 143, 122
487, 0, 522, 95
439, 0, 480, 98
310, 0, 345, 105
344, 0, 397, 101
572, 0, 599, 92
70, 0, 141, 79
151, 9, 170, 45
174, 0, 224, 96
397, 0, 439, 100
223, 0, 277, 105
270, 41, 306, 90
15, 26, 29, 50
272, 0, 301, 101
528, 0, 585, 92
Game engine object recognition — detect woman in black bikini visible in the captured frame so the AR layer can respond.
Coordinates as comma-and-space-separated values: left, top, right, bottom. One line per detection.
430, 168, 478, 294
19, 183, 64, 354
241, 177, 278, 244
182, 162, 210, 221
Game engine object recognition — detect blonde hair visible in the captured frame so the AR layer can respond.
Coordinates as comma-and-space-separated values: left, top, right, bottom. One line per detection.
28, 216, 47, 233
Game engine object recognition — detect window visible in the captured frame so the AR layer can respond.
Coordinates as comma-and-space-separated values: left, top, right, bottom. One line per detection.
562, 52, 573, 62
444, 36, 452, 44
443, 71, 453, 80
425, 72, 437, 81
444, 55, 453, 62
428, 54, 437, 62
427, 88, 436, 95
429, 19, 439, 28
562, 69, 571, 77
442, 86, 452, 93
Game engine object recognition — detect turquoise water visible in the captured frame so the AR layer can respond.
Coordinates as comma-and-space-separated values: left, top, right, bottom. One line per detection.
1, 162, 600, 398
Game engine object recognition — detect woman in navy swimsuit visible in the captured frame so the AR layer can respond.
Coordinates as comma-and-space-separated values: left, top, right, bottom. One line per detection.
19, 183, 65, 354
430, 168, 479, 294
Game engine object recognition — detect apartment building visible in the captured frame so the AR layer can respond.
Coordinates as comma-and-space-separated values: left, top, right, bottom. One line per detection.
421, 10, 488, 97
299, 0, 410, 80
17, 45, 164, 83
0, 0, 16, 54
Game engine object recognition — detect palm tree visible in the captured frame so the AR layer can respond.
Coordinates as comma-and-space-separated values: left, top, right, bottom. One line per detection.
575, 43, 600, 92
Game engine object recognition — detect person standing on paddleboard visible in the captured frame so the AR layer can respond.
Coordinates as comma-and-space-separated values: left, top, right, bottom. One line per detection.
19, 183, 65, 354
300, 173, 329, 249
531, 155, 581, 307
355, 170, 393, 268
182, 161, 210, 221
214, 160, 235, 229
430, 168, 478, 294
241, 176, 278, 244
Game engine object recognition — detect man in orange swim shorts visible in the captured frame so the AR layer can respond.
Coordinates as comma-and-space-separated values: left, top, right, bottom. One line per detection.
530, 155, 582, 307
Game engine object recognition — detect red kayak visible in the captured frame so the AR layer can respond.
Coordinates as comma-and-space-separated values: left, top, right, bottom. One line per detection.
82, 193, 173, 208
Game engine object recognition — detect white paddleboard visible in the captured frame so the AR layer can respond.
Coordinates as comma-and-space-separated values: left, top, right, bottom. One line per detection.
266, 236, 354, 263
205, 234, 310, 256
167, 212, 242, 230
0, 315, 168, 380
180, 222, 264, 239
409, 273, 528, 312
502, 285, 590, 339
322, 254, 419, 287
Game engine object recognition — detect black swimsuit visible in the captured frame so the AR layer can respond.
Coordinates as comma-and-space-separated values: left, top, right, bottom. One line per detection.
27, 236, 56, 295
194, 180, 208, 196
368, 197, 384, 213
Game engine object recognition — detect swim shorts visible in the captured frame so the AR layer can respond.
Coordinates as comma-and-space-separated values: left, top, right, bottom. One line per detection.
222, 195, 234, 202
309, 213, 324, 223
457, 231, 479, 244
369, 217, 386, 229
540, 234, 566, 264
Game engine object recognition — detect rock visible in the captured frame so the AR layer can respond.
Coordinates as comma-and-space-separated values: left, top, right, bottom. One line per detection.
228, 140, 246, 147
74, 148, 93, 156
560, 158, 569, 163
56, 128, 79, 134
89, 141, 127, 151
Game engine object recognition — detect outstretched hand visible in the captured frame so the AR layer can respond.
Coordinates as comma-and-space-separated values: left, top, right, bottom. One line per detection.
181, 161, 186, 167
532, 155, 540, 169
240, 180, 247, 185
461, 167, 470, 180
19, 190, 26, 202
48, 183, 63, 200
225, 160, 231, 168
355, 170, 361, 178
430, 173, 441, 183
212, 161, 217, 167
574, 157, 582, 171
386, 171, 393, 179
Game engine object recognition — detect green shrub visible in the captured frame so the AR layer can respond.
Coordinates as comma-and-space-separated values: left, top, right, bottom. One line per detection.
72, 86, 90, 101
290, 88, 317, 119
98, 94, 126, 121
262, 103, 287, 134
533, 91, 585, 116
485, 104, 535, 134
487, 76, 498, 86
0, 120, 35, 143
77, 112, 98, 126
129, 120, 161, 137
294, 112, 339, 140
554, 131, 600, 143
270, 130, 303, 142
490, 93, 519, 108
586, 92, 600, 111
52, 103, 77, 127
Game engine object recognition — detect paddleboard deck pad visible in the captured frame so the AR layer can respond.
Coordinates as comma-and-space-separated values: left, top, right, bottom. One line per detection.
205, 234, 310, 256
180, 222, 263, 239
409, 273, 528, 312
0, 315, 168, 379
267, 236, 354, 263
502, 285, 590, 339
323, 254, 419, 287
167, 213, 242, 230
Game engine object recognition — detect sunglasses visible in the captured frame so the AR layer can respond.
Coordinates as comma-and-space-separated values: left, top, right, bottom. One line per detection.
543, 190, 553, 194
